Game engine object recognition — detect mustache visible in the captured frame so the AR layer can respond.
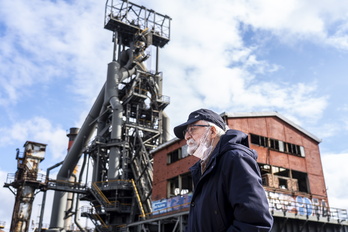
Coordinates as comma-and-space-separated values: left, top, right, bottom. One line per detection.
187, 138, 196, 146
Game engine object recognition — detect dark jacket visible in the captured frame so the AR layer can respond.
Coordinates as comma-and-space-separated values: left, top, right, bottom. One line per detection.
186, 129, 273, 232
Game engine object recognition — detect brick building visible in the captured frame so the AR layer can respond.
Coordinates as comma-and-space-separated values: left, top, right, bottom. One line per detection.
152, 112, 327, 203
140, 112, 348, 232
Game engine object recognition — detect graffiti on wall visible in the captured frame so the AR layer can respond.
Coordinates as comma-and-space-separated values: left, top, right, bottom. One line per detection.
152, 193, 192, 215
152, 191, 347, 221
266, 191, 328, 216
266, 191, 347, 221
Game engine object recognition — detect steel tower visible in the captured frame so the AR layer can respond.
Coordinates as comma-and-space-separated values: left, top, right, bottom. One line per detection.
4, 141, 47, 232
48, 0, 171, 231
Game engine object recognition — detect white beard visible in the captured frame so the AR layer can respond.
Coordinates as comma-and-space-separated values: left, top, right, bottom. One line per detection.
187, 138, 199, 155
186, 129, 214, 161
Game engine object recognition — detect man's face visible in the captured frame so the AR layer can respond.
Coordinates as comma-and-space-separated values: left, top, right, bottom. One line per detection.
184, 120, 211, 155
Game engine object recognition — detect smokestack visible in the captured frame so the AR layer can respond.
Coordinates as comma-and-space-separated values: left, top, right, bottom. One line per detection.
64, 128, 80, 231
67, 127, 80, 151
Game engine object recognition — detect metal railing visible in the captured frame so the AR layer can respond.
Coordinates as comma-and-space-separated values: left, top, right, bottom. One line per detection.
269, 196, 347, 223
5, 172, 46, 184
104, 0, 171, 40
150, 193, 348, 224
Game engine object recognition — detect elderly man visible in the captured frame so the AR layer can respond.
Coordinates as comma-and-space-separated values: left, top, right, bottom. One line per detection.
174, 109, 273, 232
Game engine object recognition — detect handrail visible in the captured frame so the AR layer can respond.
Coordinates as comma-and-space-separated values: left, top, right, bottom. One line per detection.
94, 213, 109, 228
131, 179, 146, 218
92, 182, 112, 206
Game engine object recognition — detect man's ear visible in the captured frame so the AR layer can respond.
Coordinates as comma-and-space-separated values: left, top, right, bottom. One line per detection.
211, 126, 218, 138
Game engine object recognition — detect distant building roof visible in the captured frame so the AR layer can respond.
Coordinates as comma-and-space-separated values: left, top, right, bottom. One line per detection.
221, 111, 321, 143
150, 137, 180, 154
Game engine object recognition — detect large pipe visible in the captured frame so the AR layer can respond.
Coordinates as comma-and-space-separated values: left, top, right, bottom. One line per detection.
162, 111, 170, 142
38, 161, 63, 232
48, 85, 105, 231
64, 128, 79, 231
73, 193, 85, 232
104, 61, 135, 180
64, 174, 76, 231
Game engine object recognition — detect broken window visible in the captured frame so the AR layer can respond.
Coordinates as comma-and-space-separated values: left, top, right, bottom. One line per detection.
272, 166, 289, 177
292, 170, 309, 193
278, 178, 288, 189
167, 173, 193, 197
167, 176, 179, 197
180, 173, 193, 195
258, 163, 309, 193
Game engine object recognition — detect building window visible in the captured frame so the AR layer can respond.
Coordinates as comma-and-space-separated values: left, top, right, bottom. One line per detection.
270, 138, 279, 150
181, 145, 189, 158
258, 163, 309, 193
168, 150, 180, 163
250, 133, 305, 157
168, 176, 179, 197
180, 173, 192, 195
278, 178, 288, 189
272, 166, 289, 177
167, 146, 189, 164
292, 170, 309, 193
250, 134, 268, 147
167, 173, 193, 197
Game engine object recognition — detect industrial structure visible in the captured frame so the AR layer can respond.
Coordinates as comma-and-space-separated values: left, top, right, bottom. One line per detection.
3, 0, 348, 232
5, 0, 172, 231
46, 0, 172, 231
4, 141, 47, 232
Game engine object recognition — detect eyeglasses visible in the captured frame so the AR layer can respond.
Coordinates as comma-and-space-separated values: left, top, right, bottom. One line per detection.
183, 124, 211, 137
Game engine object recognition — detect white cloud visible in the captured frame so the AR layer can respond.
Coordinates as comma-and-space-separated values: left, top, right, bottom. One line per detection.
321, 153, 348, 210
0, 117, 67, 160
309, 122, 341, 140
230, 0, 348, 50
156, 0, 337, 133
0, 170, 15, 231
0, 0, 111, 108
232, 0, 323, 34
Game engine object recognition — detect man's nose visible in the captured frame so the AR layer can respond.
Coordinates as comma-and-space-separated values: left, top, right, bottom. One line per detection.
184, 131, 191, 140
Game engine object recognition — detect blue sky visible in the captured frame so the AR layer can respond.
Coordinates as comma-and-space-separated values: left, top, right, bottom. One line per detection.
1, 0, 348, 230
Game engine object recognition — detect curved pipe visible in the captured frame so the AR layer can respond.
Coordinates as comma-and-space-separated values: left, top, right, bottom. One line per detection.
74, 193, 85, 232
49, 84, 105, 230
38, 161, 63, 232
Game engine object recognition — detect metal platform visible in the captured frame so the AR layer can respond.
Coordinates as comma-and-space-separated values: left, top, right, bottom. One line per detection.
104, 0, 171, 48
